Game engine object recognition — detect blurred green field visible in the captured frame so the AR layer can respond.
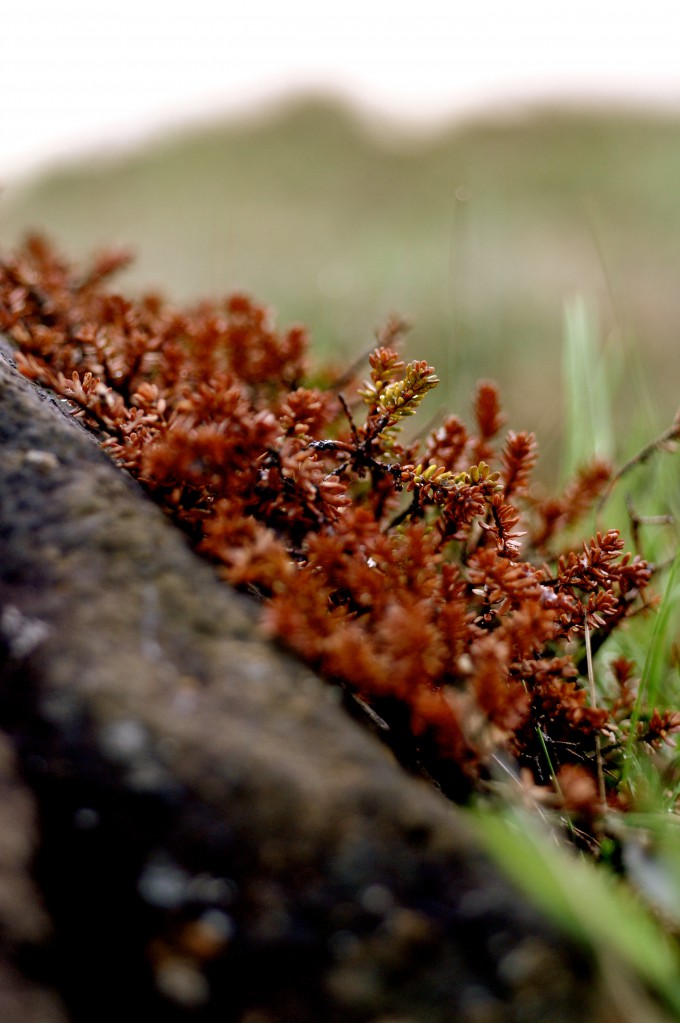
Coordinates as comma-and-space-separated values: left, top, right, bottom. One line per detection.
3, 96, 680, 480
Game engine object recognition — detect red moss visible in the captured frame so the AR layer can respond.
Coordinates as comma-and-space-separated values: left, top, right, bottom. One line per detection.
0, 235, 670, 822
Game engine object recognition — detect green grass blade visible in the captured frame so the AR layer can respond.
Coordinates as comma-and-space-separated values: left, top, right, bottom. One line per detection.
562, 295, 618, 480
472, 806, 680, 1013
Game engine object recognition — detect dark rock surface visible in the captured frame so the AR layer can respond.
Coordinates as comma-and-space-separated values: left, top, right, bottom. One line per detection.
0, 344, 653, 1021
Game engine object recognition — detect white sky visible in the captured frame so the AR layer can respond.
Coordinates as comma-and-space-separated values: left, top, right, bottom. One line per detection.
3, 0, 680, 181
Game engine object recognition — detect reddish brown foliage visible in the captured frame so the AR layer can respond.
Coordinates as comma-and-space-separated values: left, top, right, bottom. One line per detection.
0, 236, 669, 817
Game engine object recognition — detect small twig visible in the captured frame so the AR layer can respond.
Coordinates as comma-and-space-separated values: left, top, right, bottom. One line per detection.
337, 392, 361, 446
597, 416, 680, 516
625, 492, 674, 560
328, 343, 377, 393
386, 489, 422, 532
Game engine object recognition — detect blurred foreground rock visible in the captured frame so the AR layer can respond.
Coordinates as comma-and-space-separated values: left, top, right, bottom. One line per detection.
0, 343, 663, 1021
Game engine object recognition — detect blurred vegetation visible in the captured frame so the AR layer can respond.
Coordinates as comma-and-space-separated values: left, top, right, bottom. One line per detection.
3, 95, 680, 480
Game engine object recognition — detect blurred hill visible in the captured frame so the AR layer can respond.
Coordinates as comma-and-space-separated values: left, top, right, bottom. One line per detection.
2, 97, 680, 479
